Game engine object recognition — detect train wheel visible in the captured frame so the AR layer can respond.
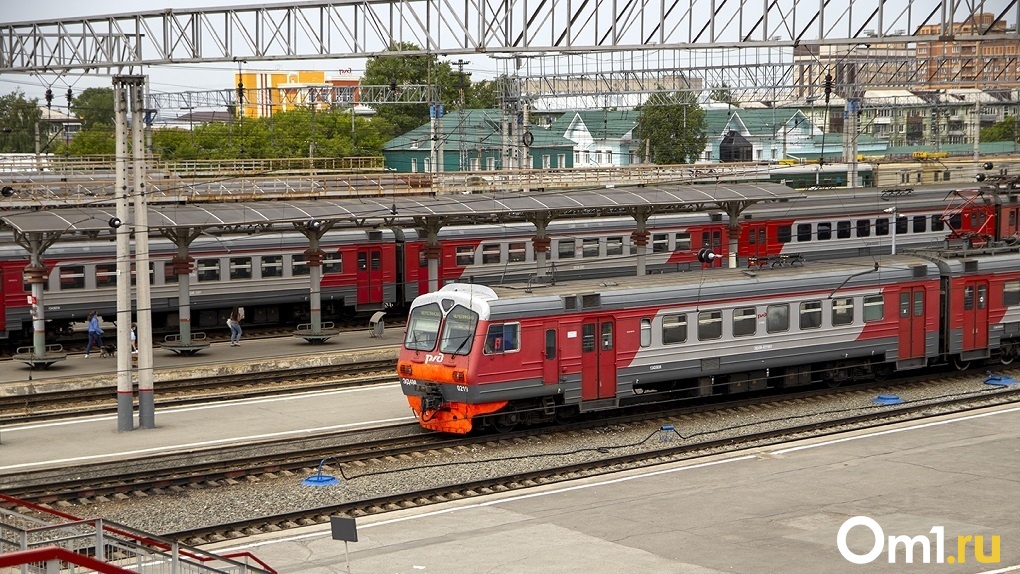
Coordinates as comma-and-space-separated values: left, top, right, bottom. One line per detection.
554, 406, 579, 424
1000, 344, 1017, 366
951, 356, 971, 371
871, 364, 893, 382
490, 412, 520, 433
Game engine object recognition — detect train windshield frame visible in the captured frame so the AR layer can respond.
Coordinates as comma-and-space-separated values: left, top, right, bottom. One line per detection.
404, 302, 443, 351
438, 304, 479, 355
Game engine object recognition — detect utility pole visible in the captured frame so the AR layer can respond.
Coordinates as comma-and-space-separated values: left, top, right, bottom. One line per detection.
452, 59, 470, 171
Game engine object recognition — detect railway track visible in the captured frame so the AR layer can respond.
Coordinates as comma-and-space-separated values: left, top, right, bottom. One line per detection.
0, 359, 398, 423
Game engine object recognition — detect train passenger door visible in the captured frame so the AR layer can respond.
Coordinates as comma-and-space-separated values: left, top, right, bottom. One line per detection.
962, 281, 989, 351
356, 247, 383, 306
743, 222, 768, 259
581, 318, 616, 400
700, 228, 724, 268
542, 321, 559, 385
1000, 206, 1020, 241
898, 287, 926, 360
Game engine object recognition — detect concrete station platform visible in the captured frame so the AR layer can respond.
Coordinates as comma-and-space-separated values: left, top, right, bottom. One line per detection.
211, 405, 1020, 574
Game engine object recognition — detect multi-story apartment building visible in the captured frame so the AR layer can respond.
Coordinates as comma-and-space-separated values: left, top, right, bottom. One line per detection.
916, 13, 1020, 89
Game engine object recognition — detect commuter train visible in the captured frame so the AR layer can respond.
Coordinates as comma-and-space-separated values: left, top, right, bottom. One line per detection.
398, 247, 1020, 433
1, 181, 1018, 342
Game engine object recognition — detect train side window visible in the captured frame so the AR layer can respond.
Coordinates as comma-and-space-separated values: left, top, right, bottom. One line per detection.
766, 304, 789, 333
293, 254, 310, 276
675, 232, 691, 251
799, 301, 822, 329
1004, 281, 1020, 306
777, 225, 792, 244
95, 264, 117, 288
58, 265, 85, 290
546, 328, 558, 358
949, 213, 962, 229
836, 220, 851, 239
456, 246, 474, 266
324, 252, 343, 274
640, 318, 651, 347
1010, 211, 1018, 228
875, 218, 890, 236
697, 310, 722, 340
261, 255, 283, 278
601, 322, 613, 350
856, 219, 871, 237
796, 223, 812, 242
131, 262, 154, 286
912, 215, 927, 233
606, 236, 624, 256
896, 217, 908, 235
931, 215, 945, 231
732, 307, 756, 337
557, 239, 575, 259
582, 323, 596, 352
418, 250, 428, 268
652, 233, 669, 253
484, 323, 520, 354
863, 295, 884, 322
197, 259, 221, 282
508, 242, 527, 262
163, 261, 179, 284
582, 238, 600, 258
817, 222, 832, 241
662, 314, 688, 344
482, 243, 501, 264
229, 257, 253, 280
963, 286, 974, 311
832, 297, 854, 326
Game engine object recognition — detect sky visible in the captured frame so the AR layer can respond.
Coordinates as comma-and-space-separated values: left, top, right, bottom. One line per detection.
0, 0, 501, 107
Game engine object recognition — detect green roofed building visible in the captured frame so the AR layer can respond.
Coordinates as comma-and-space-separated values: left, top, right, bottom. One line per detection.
382, 109, 576, 173
547, 110, 641, 167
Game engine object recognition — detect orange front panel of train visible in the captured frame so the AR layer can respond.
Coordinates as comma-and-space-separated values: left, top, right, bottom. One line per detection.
407, 396, 508, 434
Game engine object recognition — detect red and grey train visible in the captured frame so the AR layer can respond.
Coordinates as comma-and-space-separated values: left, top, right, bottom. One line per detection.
398, 247, 1020, 433
0, 182, 1017, 342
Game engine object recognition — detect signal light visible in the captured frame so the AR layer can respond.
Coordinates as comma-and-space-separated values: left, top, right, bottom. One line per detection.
108, 217, 122, 229
697, 248, 719, 263
306, 219, 322, 232
1, 186, 14, 197
983, 162, 994, 171
976, 173, 986, 182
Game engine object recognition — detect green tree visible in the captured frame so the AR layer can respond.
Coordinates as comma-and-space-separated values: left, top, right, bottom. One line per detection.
363, 42, 457, 136
72, 87, 115, 127
981, 118, 1018, 143
710, 83, 736, 106
0, 90, 42, 153
636, 92, 707, 165
64, 124, 116, 154
466, 79, 498, 109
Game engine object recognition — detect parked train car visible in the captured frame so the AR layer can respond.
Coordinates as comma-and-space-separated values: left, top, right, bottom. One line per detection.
2, 182, 1017, 342
398, 248, 1020, 433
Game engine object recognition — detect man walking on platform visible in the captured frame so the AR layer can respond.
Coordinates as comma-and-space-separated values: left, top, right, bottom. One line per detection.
84, 311, 103, 358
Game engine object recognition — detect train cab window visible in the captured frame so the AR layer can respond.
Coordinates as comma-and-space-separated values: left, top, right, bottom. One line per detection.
324, 253, 343, 274
912, 215, 927, 233
508, 242, 527, 262
875, 218, 890, 236
163, 261, 179, 284
482, 243, 501, 264
404, 302, 441, 351
698, 310, 723, 340
640, 318, 652, 347
438, 305, 479, 355
58, 266, 85, 290
1005, 281, 1020, 306
456, 246, 474, 266
606, 236, 624, 256
582, 238, 600, 258
95, 264, 117, 288
817, 222, 832, 241
652, 233, 669, 253
895, 217, 908, 235
766, 304, 789, 333
832, 297, 854, 326
557, 239, 575, 259
197, 259, 221, 282
732, 307, 756, 337
675, 232, 692, 251
863, 295, 884, 322
836, 221, 852, 239
229, 257, 253, 280
796, 223, 812, 242
799, 301, 822, 329
662, 314, 688, 344
483, 323, 520, 354
856, 219, 871, 237
261, 255, 283, 278
292, 254, 310, 276
949, 213, 962, 230
777, 225, 792, 244
931, 215, 945, 232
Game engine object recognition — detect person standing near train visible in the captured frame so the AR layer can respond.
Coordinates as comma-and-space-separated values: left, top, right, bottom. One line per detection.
227, 306, 244, 346
84, 311, 103, 358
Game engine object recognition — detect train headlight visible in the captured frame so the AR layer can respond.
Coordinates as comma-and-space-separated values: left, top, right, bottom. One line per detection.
453, 370, 466, 383
399, 363, 413, 377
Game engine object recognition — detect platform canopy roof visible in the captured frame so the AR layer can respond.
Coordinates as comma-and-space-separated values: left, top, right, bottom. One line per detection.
0, 181, 800, 237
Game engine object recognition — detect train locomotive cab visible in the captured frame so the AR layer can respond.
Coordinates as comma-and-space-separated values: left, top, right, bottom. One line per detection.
398, 284, 510, 434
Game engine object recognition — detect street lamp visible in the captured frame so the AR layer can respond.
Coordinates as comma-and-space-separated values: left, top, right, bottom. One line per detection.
884, 206, 904, 255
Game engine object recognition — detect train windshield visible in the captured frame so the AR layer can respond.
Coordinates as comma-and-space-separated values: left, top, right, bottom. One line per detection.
404, 302, 442, 351
438, 305, 479, 355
